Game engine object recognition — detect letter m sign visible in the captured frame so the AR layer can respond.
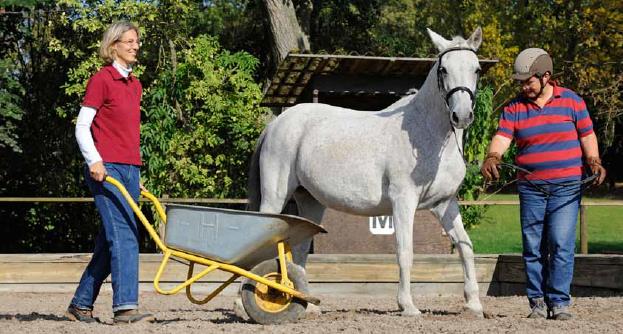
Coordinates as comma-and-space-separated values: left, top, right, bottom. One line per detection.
369, 216, 395, 235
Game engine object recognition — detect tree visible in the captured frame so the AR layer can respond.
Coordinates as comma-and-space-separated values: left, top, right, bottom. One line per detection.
0, 0, 269, 251
262, 0, 310, 71
308, 0, 384, 54
141, 35, 268, 198
0, 59, 23, 154
1, 0, 621, 251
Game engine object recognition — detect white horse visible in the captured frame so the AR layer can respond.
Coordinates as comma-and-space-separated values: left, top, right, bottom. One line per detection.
248, 27, 484, 317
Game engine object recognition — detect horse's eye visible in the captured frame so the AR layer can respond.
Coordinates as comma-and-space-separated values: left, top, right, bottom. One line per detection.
440, 67, 448, 74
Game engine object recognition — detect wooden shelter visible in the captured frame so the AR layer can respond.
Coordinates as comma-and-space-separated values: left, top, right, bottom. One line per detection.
261, 53, 498, 110
261, 53, 499, 254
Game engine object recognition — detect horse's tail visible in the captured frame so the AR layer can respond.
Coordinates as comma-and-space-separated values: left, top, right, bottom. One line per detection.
246, 129, 267, 212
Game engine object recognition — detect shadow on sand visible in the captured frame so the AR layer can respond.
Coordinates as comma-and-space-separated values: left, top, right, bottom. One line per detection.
0, 312, 70, 322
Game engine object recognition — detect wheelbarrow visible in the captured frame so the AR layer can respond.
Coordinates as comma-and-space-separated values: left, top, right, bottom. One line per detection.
105, 176, 326, 324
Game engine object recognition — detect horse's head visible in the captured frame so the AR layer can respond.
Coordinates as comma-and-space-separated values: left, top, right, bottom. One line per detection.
427, 27, 482, 129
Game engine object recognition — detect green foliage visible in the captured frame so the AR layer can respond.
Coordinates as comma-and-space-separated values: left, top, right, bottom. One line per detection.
368, 0, 621, 155
0, 0, 267, 252
361, 0, 622, 225
0, 1, 102, 252
0, 58, 24, 153
459, 85, 494, 229
1, 0, 621, 251
463, 85, 495, 192
194, 0, 266, 56
369, 1, 519, 95
310, 0, 384, 54
553, 0, 623, 150
142, 36, 268, 198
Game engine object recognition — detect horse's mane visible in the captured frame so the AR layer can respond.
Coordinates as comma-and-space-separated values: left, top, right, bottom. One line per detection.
379, 91, 418, 114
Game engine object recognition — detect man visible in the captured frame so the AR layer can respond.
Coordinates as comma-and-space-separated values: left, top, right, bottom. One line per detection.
481, 48, 606, 320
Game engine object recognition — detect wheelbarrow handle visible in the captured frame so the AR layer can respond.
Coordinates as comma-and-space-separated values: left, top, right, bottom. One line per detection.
140, 189, 168, 226
105, 175, 168, 252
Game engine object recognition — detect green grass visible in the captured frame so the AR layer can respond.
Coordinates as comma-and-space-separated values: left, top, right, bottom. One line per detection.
467, 194, 623, 254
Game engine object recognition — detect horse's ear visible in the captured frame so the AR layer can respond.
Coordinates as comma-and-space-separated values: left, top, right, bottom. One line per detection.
468, 26, 482, 50
427, 28, 451, 52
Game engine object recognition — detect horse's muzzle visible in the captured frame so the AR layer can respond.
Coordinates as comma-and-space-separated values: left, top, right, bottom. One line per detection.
451, 110, 474, 129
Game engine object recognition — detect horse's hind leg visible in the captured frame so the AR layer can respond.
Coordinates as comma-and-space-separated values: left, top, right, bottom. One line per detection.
432, 199, 484, 317
292, 189, 326, 268
258, 157, 297, 214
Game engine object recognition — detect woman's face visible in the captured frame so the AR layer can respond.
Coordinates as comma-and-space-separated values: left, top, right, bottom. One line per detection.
112, 29, 139, 67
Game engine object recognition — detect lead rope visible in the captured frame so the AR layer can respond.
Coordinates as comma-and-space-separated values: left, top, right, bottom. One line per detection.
451, 126, 465, 158
451, 128, 520, 202
481, 162, 599, 198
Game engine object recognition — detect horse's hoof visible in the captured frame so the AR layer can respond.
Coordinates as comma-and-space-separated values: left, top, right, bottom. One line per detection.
305, 303, 322, 318
400, 308, 422, 317
462, 305, 484, 318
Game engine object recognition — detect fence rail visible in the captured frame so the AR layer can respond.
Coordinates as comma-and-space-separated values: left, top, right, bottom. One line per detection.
2, 198, 622, 206
2, 197, 622, 254
0, 197, 248, 204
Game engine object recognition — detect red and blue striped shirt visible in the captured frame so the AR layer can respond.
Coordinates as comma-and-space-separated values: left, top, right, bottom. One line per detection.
496, 83, 593, 181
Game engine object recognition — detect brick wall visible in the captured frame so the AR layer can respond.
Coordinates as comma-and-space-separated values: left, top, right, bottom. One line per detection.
313, 208, 452, 254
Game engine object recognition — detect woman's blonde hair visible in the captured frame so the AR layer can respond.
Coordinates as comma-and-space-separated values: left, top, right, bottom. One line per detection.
99, 21, 139, 64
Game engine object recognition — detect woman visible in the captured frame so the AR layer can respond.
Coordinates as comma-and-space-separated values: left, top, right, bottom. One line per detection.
66, 21, 154, 324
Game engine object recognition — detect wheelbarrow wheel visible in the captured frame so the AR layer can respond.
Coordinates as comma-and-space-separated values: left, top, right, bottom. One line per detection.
241, 259, 309, 324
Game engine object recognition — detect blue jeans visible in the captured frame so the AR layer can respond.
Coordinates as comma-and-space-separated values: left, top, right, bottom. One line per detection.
518, 181, 581, 308
71, 163, 141, 312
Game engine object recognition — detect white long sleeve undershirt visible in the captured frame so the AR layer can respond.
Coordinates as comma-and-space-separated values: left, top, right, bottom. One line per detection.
75, 61, 132, 166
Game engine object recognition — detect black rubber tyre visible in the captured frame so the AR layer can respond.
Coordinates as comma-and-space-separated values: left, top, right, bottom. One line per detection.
240, 259, 309, 324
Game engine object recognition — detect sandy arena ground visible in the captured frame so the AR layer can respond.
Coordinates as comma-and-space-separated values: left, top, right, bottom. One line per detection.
0, 292, 622, 333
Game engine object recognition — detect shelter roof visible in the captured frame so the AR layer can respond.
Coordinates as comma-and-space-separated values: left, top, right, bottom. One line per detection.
261, 53, 499, 107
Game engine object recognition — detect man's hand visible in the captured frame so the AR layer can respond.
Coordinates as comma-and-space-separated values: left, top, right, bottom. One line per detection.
586, 156, 606, 186
89, 161, 107, 182
481, 152, 502, 181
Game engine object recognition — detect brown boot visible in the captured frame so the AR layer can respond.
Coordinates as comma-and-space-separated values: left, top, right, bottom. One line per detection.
113, 309, 155, 324
65, 305, 99, 323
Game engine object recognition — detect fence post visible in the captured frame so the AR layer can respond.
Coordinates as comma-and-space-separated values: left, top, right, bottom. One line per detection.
580, 204, 588, 254
158, 194, 169, 240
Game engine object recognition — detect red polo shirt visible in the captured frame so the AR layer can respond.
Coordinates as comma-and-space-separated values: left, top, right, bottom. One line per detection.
82, 65, 142, 166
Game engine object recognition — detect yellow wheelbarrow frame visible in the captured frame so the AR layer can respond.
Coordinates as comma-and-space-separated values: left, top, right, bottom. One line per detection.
105, 176, 321, 308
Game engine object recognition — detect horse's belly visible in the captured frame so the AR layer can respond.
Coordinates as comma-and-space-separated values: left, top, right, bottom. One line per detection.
298, 164, 391, 215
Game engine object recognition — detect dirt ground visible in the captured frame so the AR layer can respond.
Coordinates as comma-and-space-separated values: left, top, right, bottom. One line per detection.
0, 292, 622, 333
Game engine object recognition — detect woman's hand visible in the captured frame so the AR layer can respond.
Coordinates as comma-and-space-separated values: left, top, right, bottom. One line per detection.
89, 161, 107, 182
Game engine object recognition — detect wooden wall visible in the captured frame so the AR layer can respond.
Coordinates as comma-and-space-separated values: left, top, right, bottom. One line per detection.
1, 254, 621, 296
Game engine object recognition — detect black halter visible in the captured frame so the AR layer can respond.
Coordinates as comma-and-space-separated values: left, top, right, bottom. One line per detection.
436, 47, 479, 108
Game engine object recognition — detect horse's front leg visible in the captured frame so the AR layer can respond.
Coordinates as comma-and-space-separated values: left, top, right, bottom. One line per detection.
432, 199, 484, 317
391, 195, 419, 316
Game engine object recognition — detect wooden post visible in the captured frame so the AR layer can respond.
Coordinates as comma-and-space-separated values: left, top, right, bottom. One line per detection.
158, 194, 169, 240
580, 204, 588, 254
313, 89, 319, 103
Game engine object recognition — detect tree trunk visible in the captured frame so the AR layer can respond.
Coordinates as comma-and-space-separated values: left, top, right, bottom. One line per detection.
262, 0, 310, 69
